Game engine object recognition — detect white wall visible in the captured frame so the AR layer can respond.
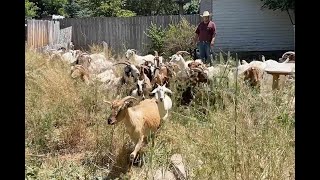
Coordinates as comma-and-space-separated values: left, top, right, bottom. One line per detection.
201, 0, 294, 51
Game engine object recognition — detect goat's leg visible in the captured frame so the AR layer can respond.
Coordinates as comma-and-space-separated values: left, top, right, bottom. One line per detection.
130, 135, 144, 162
162, 111, 168, 120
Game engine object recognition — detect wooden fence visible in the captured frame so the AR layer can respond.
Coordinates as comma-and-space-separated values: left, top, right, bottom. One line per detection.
26, 20, 72, 50
59, 14, 201, 54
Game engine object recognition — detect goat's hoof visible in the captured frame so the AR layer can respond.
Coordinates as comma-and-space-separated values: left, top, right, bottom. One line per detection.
129, 153, 136, 162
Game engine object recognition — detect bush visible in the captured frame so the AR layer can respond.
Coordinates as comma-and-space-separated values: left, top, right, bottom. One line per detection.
146, 17, 196, 58
163, 17, 196, 56
145, 22, 166, 54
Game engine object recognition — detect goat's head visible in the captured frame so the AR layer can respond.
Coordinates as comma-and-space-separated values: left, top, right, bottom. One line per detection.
243, 67, 261, 87
70, 65, 88, 78
114, 61, 140, 78
153, 73, 169, 86
169, 51, 189, 63
70, 65, 91, 85
137, 79, 146, 96
104, 96, 138, 125
188, 61, 203, 69
151, 83, 172, 102
125, 49, 137, 59
189, 67, 208, 84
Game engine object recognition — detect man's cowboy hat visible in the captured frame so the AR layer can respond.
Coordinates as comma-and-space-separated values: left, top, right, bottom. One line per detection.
200, 11, 212, 17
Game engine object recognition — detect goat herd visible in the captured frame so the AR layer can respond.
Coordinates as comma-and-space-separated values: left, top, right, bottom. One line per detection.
45, 46, 295, 166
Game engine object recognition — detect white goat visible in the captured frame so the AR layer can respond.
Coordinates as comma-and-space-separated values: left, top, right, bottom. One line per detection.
151, 83, 173, 121
88, 53, 114, 74
61, 50, 82, 64
125, 49, 156, 66
169, 51, 191, 78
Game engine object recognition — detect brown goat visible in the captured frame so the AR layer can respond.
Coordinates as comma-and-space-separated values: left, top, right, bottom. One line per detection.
188, 61, 203, 69
104, 96, 161, 164
243, 67, 263, 88
152, 66, 171, 87
70, 65, 91, 85
75, 52, 92, 69
189, 67, 209, 85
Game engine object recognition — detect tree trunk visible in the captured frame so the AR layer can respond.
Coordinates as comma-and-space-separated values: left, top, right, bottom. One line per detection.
179, 4, 184, 15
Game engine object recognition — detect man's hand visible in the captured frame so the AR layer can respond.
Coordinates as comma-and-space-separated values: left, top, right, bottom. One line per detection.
210, 41, 214, 48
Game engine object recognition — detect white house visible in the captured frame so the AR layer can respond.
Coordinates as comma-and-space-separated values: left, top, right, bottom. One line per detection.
199, 0, 294, 52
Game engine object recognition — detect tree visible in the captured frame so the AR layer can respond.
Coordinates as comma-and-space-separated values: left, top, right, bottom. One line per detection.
25, 0, 39, 18
76, 0, 136, 17
64, 0, 81, 18
97, 0, 136, 17
184, 0, 200, 15
29, 0, 68, 18
125, 0, 180, 16
260, 0, 295, 24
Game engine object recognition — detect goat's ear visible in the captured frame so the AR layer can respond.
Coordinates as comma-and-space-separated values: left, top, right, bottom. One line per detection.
124, 101, 134, 108
242, 60, 248, 64
164, 87, 173, 94
151, 88, 157, 94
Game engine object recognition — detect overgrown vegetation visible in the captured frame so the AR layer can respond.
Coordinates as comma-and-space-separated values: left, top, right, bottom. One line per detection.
25, 46, 295, 179
145, 23, 166, 54
146, 18, 196, 57
26, 0, 200, 18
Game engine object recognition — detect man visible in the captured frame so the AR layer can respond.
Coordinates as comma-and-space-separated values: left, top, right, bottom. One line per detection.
193, 11, 217, 65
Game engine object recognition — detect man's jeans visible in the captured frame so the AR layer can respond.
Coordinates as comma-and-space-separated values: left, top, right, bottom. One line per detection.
197, 41, 212, 64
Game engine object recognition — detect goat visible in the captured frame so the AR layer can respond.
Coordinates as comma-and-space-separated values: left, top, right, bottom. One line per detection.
189, 67, 209, 85
125, 49, 156, 66
169, 51, 190, 70
180, 85, 195, 106
279, 51, 295, 62
73, 52, 92, 70
151, 83, 173, 121
188, 61, 205, 69
61, 50, 82, 64
153, 51, 164, 67
142, 60, 156, 80
243, 66, 263, 89
170, 51, 198, 79
113, 61, 140, 83
131, 66, 152, 99
104, 96, 161, 162
70, 65, 91, 85
152, 65, 175, 88
87, 53, 114, 74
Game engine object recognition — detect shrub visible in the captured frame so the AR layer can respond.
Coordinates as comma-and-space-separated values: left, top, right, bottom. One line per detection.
163, 17, 196, 56
146, 17, 196, 58
145, 22, 166, 54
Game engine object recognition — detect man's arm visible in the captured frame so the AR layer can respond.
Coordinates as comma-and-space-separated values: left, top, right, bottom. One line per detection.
194, 33, 199, 44
194, 25, 200, 44
210, 22, 217, 47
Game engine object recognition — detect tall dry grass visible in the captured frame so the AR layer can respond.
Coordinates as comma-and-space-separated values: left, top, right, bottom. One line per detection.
25, 47, 295, 180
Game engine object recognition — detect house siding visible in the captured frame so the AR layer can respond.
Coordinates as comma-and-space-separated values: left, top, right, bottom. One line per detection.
200, 0, 294, 52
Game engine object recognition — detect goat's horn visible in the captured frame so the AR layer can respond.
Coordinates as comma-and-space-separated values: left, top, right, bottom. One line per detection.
113, 62, 130, 66
176, 51, 190, 55
191, 67, 203, 72
154, 51, 159, 56
122, 96, 138, 103
124, 60, 132, 64
103, 98, 112, 105
140, 65, 149, 69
